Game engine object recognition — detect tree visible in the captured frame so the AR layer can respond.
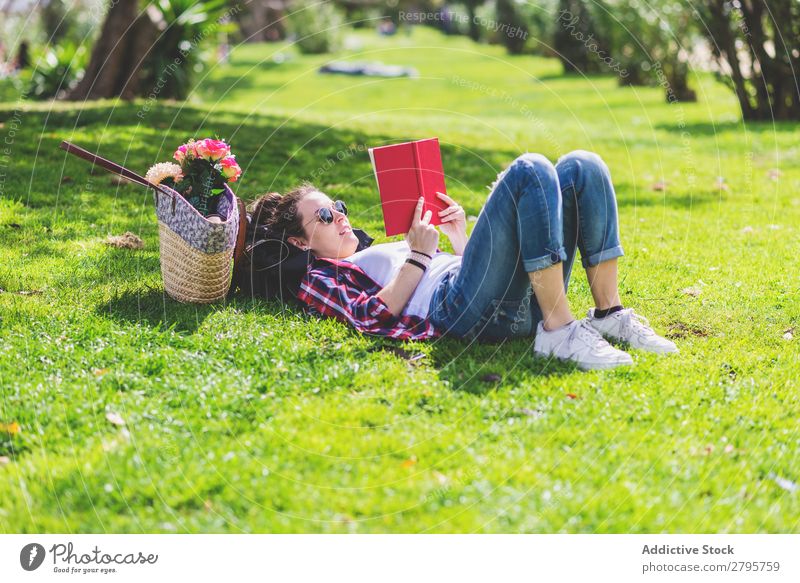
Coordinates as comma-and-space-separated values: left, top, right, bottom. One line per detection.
606, 0, 696, 102
64, 0, 232, 102
552, 0, 696, 102
286, 0, 344, 54
553, 0, 608, 74
495, 0, 529, 54
699, 0, 800, 120
139, 0, 232, 100
64, 0, 159, 100
462, 0, 486, 42
235, 0, 287, 42
41, 0, 71, 44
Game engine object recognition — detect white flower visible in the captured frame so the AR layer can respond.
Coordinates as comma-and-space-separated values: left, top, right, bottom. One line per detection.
145, 162, 183, 185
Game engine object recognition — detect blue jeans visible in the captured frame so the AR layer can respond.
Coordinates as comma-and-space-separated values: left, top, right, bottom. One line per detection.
429, 150, 624, 342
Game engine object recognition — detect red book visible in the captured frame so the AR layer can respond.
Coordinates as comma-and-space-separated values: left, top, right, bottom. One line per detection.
369, 137, 449, 236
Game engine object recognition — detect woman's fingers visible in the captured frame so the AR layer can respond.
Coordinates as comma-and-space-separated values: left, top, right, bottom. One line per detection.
441, 212, 466, 223
421, 209, 433, 225
438, 205, 463, 217
412, 197, 424, 223
439, 211, 464, 222
436, 191, 456, 205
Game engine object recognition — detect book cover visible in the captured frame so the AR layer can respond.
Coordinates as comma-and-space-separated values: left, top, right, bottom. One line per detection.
369, 137, 449, 236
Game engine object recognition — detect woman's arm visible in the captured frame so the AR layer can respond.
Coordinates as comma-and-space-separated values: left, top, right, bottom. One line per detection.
376, 261, 427, 316
377, 197, 440, 317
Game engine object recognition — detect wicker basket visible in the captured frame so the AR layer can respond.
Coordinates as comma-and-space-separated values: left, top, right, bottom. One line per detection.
154, 184, 240, 303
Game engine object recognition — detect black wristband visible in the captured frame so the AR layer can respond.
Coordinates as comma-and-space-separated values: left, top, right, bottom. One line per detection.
405, 258, 428, 272
411, 250, 433, 259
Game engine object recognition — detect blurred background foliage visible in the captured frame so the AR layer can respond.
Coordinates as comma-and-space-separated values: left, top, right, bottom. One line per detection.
0, 0, 797, 119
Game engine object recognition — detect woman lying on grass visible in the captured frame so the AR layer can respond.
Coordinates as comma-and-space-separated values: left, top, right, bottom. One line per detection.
249, 150, 677, 370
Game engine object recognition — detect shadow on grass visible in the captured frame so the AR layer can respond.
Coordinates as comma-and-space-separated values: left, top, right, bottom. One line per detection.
97, 286, 579, 391
615, 188, 723, 210
99, 288, 218, 334
99, 287, 298, 339
0, 101, 518, 215
427, 336, 578, 395
655, 119, 799, 137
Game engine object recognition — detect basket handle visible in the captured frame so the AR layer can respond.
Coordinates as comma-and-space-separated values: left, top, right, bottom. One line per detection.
62, 140, 250, 298
233, 196, 247, 265
59, 140, 176, 199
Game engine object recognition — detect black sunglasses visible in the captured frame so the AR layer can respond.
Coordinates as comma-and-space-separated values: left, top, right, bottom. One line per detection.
303, 200, 348, 228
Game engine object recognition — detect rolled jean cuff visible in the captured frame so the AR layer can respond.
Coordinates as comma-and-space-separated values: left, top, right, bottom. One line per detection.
582, 245, 624, 268
522, 246, 568, 272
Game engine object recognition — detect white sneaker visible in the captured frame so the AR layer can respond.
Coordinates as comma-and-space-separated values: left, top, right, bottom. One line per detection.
533, 319, 634, 371
586, 307, 679, 354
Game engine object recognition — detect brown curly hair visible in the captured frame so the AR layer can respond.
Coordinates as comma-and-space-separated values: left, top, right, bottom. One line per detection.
235, 182, 322, 301
248, 182, 320, 240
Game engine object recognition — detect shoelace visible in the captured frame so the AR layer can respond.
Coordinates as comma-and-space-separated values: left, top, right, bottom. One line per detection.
618, 309, 655, 337
570, 319, 609, 350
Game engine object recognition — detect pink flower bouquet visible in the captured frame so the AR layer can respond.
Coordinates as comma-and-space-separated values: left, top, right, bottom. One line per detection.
146, 138, 242, 217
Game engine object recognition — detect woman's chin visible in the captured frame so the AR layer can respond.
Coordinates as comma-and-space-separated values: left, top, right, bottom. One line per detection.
321, 234, 359, 259
339, 232, 360, 256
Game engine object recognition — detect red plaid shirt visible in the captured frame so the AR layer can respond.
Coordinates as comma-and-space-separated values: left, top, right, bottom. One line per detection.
296, 257, 442, 340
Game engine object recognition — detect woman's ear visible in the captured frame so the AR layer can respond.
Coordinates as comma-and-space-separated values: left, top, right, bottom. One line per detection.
287, 236, 309, 251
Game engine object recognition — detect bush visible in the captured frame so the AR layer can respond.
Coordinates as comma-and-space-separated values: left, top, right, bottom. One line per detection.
140, 0, 234, 101
29, 42, 88, 99
473, 0, 539, 55
603, 1, 696, 101
287, 0, 345, 54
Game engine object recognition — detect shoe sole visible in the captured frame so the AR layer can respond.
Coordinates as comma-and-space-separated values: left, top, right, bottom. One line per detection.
533, 349, 634, 371
589, 329, 679, 355
576, 358, 634, 371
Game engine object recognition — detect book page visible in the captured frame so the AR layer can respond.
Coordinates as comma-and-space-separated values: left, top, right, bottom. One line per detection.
368, 148, 379, 189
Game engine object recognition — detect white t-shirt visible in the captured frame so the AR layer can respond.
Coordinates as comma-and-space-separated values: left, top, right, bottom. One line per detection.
344, 241, 462, 318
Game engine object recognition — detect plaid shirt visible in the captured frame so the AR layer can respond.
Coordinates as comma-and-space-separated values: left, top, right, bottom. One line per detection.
296, 257, 442, 340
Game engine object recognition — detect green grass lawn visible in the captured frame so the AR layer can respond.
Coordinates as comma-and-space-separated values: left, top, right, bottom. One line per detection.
1, 28, 798, 533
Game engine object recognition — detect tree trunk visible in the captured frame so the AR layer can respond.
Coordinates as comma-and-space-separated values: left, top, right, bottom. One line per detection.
63, 0, 136, 100
237, 0, 286, 42
63, 0, 158, 101
495, 0, 528, 55
664, 61, 696, 103
554, 0, 603, 74
701, 0, 800, 121
464, 1, 482, 41
119, 7, 163, 100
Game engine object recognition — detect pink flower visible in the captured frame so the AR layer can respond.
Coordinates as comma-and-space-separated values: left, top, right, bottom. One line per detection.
187, 139, 199, 158
173, 144, 189, 163
219, 155, 242, 182
194, 138, 230, 161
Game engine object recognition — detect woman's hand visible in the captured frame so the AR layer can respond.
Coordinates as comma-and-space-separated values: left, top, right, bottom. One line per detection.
406, 197, 440, 256
435, 191, 468, 255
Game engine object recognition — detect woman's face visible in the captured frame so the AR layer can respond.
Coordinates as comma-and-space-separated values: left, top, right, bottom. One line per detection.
290, 190, 360, 259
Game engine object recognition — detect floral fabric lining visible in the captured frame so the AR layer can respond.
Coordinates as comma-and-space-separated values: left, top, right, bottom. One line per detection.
153, 184, 239, 254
